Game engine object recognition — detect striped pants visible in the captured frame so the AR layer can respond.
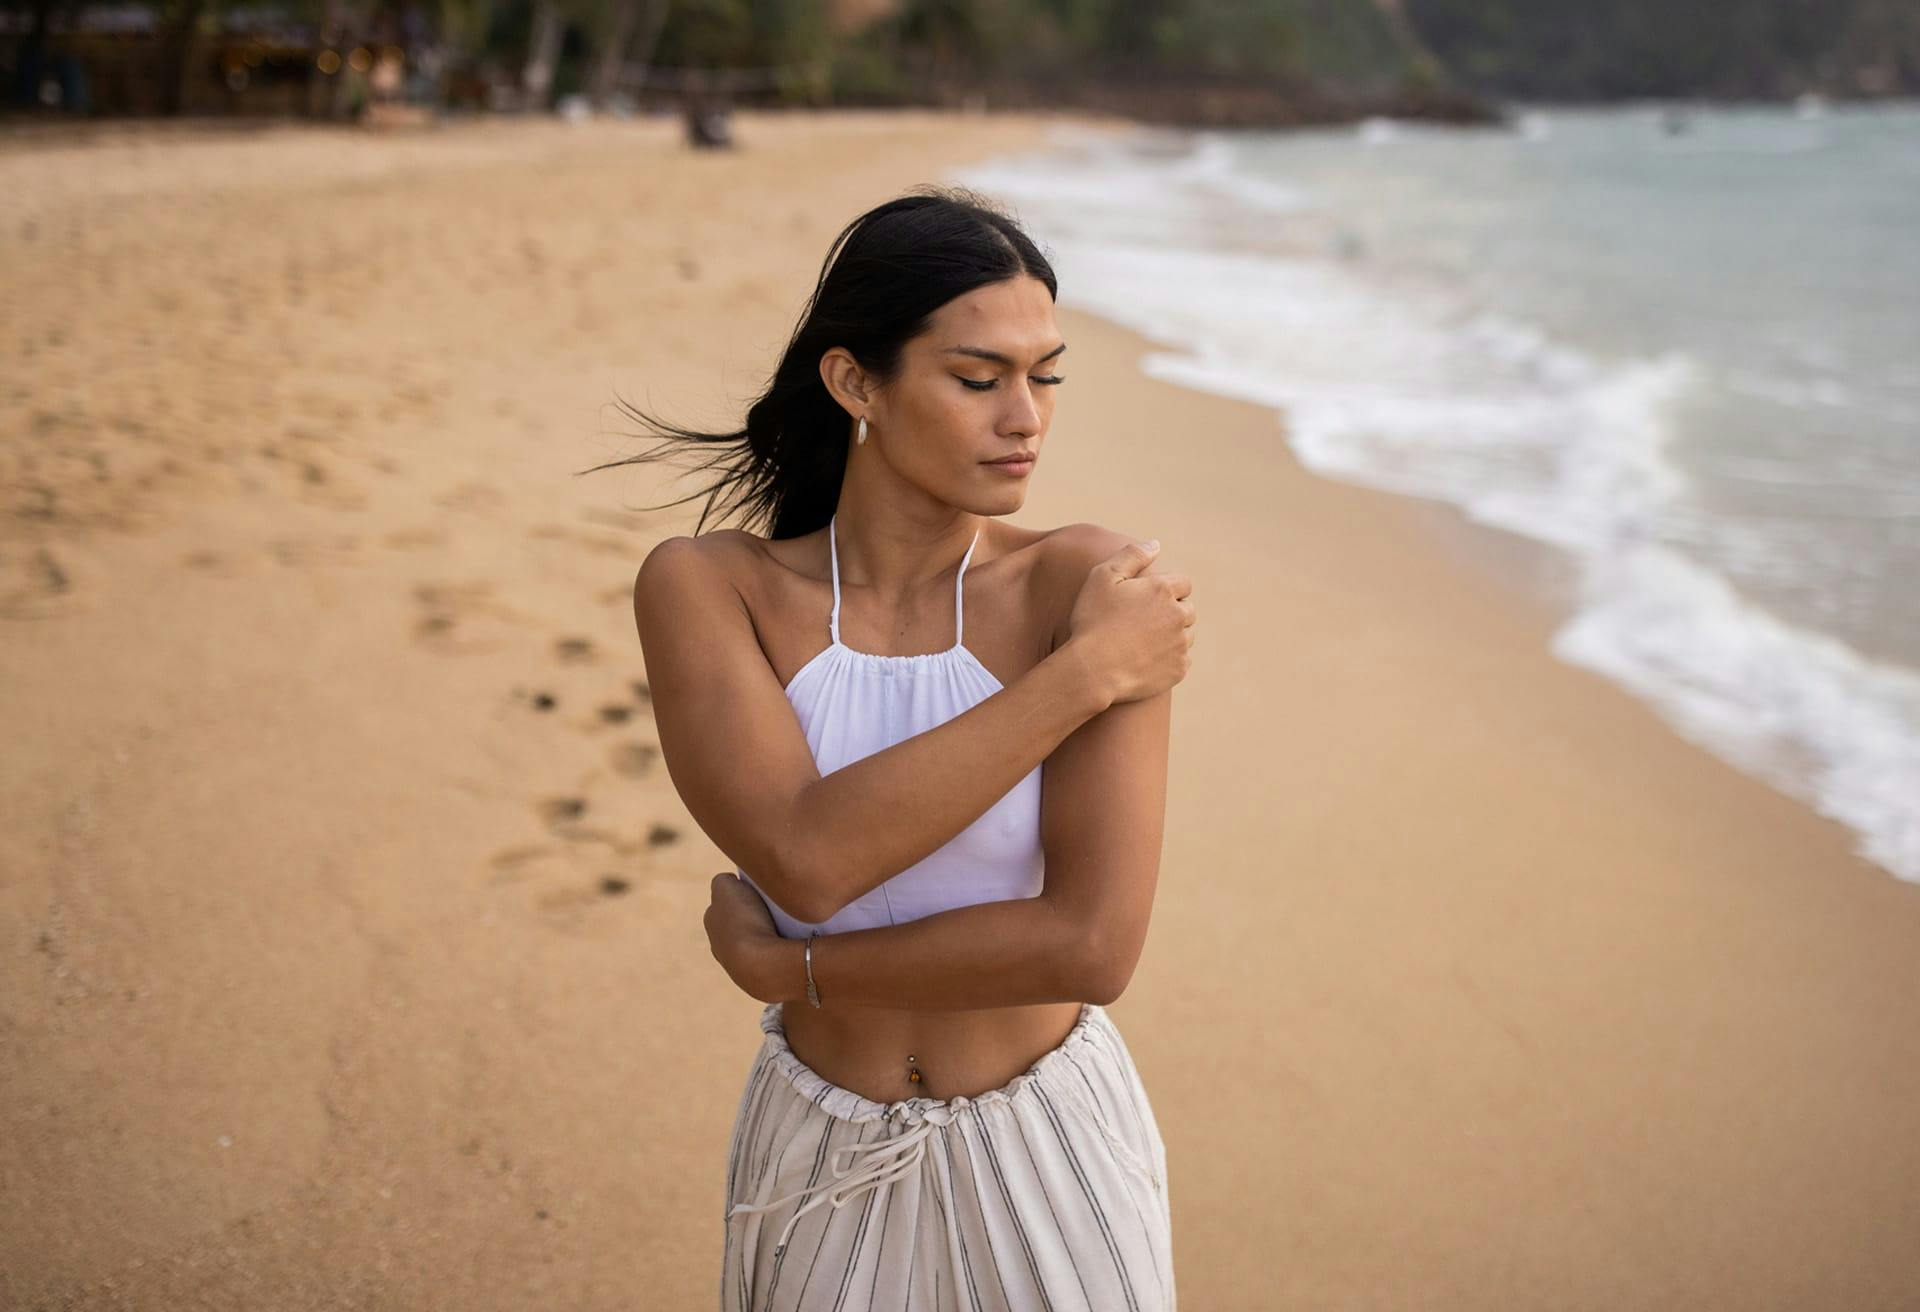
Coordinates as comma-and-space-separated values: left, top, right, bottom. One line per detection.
721, 1001, 1176, 1311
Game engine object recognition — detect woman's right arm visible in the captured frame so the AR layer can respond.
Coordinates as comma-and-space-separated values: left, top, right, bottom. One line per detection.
632, 533, 1176, 925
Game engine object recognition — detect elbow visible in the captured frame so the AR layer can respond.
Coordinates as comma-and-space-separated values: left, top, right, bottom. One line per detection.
1083, 966, 1131, 1008
1077, 927, 1137, 1007
760, 785, 840, 925
786, 889, 838, 928
769, 848, 840, 926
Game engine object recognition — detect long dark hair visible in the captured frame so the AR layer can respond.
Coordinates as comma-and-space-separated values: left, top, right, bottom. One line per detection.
581, 184, 1058, 540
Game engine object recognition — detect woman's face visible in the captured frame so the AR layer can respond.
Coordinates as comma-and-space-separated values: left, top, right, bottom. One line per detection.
857, 275, 1066, 506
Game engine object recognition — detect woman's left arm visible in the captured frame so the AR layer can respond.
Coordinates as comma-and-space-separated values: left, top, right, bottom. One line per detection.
707, 685, 1172, 1011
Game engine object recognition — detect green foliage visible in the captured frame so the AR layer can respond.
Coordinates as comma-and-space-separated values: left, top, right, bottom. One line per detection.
826, 39, 911, 101
651, 0, 754, 66
1145, 1, 1305, 76
827, 0, 1413, 87
369, 0, 1909, 116
1403, 0, 1920, 98
644, 0, 834, 101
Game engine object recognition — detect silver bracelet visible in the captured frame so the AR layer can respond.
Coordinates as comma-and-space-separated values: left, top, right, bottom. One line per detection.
804, 933, 822, 1008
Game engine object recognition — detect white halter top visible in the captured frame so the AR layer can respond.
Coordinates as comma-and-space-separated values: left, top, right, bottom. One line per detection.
737, 511, 1045, 937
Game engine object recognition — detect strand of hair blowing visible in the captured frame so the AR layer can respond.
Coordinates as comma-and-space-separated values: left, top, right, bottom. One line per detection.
577, 184, 1058, 541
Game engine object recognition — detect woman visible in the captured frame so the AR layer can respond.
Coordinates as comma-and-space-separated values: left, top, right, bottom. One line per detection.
619, 186, 1195, 1310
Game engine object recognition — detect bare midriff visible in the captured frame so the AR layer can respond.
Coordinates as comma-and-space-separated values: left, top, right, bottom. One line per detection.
779, 999, 1087, 1103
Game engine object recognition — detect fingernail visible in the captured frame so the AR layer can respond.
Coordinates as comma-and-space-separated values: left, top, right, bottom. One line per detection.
1143, 539, 1160, 551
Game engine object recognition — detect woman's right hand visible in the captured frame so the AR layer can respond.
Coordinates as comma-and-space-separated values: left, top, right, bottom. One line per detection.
1064, 539, 1196, 706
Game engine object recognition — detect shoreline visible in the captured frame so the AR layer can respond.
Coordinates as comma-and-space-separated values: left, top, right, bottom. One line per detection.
1040, 299, 1920, 1302
949, 112, 1920, 890
4, 107, 1918, 1307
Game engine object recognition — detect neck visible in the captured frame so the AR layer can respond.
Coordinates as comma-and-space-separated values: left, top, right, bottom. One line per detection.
832, 507, 981, 604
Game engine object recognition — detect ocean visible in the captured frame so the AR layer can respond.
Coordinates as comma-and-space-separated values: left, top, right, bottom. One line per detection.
951, 101, 1920, 884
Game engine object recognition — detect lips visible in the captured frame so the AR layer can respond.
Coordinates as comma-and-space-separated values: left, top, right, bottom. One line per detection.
984, 454, 1037, 465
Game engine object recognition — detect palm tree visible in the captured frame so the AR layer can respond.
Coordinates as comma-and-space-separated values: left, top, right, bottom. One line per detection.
586, 0, 670, 110
1369, 0, 1447, 87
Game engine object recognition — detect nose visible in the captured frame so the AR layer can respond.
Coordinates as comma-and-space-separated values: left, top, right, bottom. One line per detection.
1004, 379, 1043, 434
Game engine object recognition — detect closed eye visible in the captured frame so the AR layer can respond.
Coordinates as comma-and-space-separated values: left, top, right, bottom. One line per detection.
959, 376, 1067, 391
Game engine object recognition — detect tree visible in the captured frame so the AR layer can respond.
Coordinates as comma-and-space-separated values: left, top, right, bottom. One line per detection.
586, 0, 669, 109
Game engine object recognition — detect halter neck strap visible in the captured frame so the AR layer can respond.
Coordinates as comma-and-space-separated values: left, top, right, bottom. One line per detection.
828, 512, 982, 648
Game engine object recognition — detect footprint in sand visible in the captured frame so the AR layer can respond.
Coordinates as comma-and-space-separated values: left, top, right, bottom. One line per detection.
506, 685, 560, 713
532, 869, 654, 922
434, 480, 506, 514
527, 524, 635, 559
610, 742, 658, 778
283, 421, 336, 447
555, 636, 595, 664
594, 674, 655, 727
414, 580, 493, 607
575, 507, 655, 536
383, 527, 447, 551
535, 795, 631, 849
383, 381, 438, 414
310, 475, 370, 511
411, 580, 526, 652
489, 843, 639, 890
486, 842, 557, 886
253, 431, 364, 504
490, 839, 660, 927
532, 794, 679, 855
538, 796, 588, 827
0, 546, 78, 618
268, 535, 363, 568
534, 885, 600, 917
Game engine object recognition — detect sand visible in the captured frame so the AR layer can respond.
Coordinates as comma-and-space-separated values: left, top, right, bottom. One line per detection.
3, 108, 1918, 1310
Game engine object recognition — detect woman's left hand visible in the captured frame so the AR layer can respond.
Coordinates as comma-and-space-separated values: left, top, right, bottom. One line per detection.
704, 872, 788, 1003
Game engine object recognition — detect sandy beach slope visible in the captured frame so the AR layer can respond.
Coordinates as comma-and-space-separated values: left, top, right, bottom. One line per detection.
3, 108, 1917, 1310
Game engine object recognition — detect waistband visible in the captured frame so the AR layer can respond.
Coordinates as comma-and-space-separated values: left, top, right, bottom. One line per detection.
728, 1001, 1155, 1258
754, 1000, 1103, 1125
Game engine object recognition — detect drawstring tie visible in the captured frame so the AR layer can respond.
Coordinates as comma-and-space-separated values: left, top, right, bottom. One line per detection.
727, 1105, 944, 1258
726, 1079, 1158, 1259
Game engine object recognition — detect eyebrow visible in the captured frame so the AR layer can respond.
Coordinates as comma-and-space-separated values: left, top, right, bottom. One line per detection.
943, 343, 1068, 367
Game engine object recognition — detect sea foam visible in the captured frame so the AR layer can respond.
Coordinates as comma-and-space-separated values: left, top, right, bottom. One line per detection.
952, 121, 1920, 884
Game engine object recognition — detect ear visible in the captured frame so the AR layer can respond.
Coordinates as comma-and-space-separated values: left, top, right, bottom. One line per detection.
819, 346, 878, 420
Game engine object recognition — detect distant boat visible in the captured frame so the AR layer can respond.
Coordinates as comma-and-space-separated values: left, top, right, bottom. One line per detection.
1795, 92, 1829, 119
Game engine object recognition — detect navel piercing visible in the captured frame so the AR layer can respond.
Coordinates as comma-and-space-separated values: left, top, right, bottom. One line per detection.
906, 1053, 923, 1085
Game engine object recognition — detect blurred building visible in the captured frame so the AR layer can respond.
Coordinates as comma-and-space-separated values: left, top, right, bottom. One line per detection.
1, 1, 433, 118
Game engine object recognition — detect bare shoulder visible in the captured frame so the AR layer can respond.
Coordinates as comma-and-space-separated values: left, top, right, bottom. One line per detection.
633, 526, 767, 594
631, 528, 780, 640
1037, 521, 1143, 571
1031, 521, 1150, 652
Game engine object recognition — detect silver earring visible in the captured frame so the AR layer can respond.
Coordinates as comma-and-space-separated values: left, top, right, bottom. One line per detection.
856, 415, 868, 445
